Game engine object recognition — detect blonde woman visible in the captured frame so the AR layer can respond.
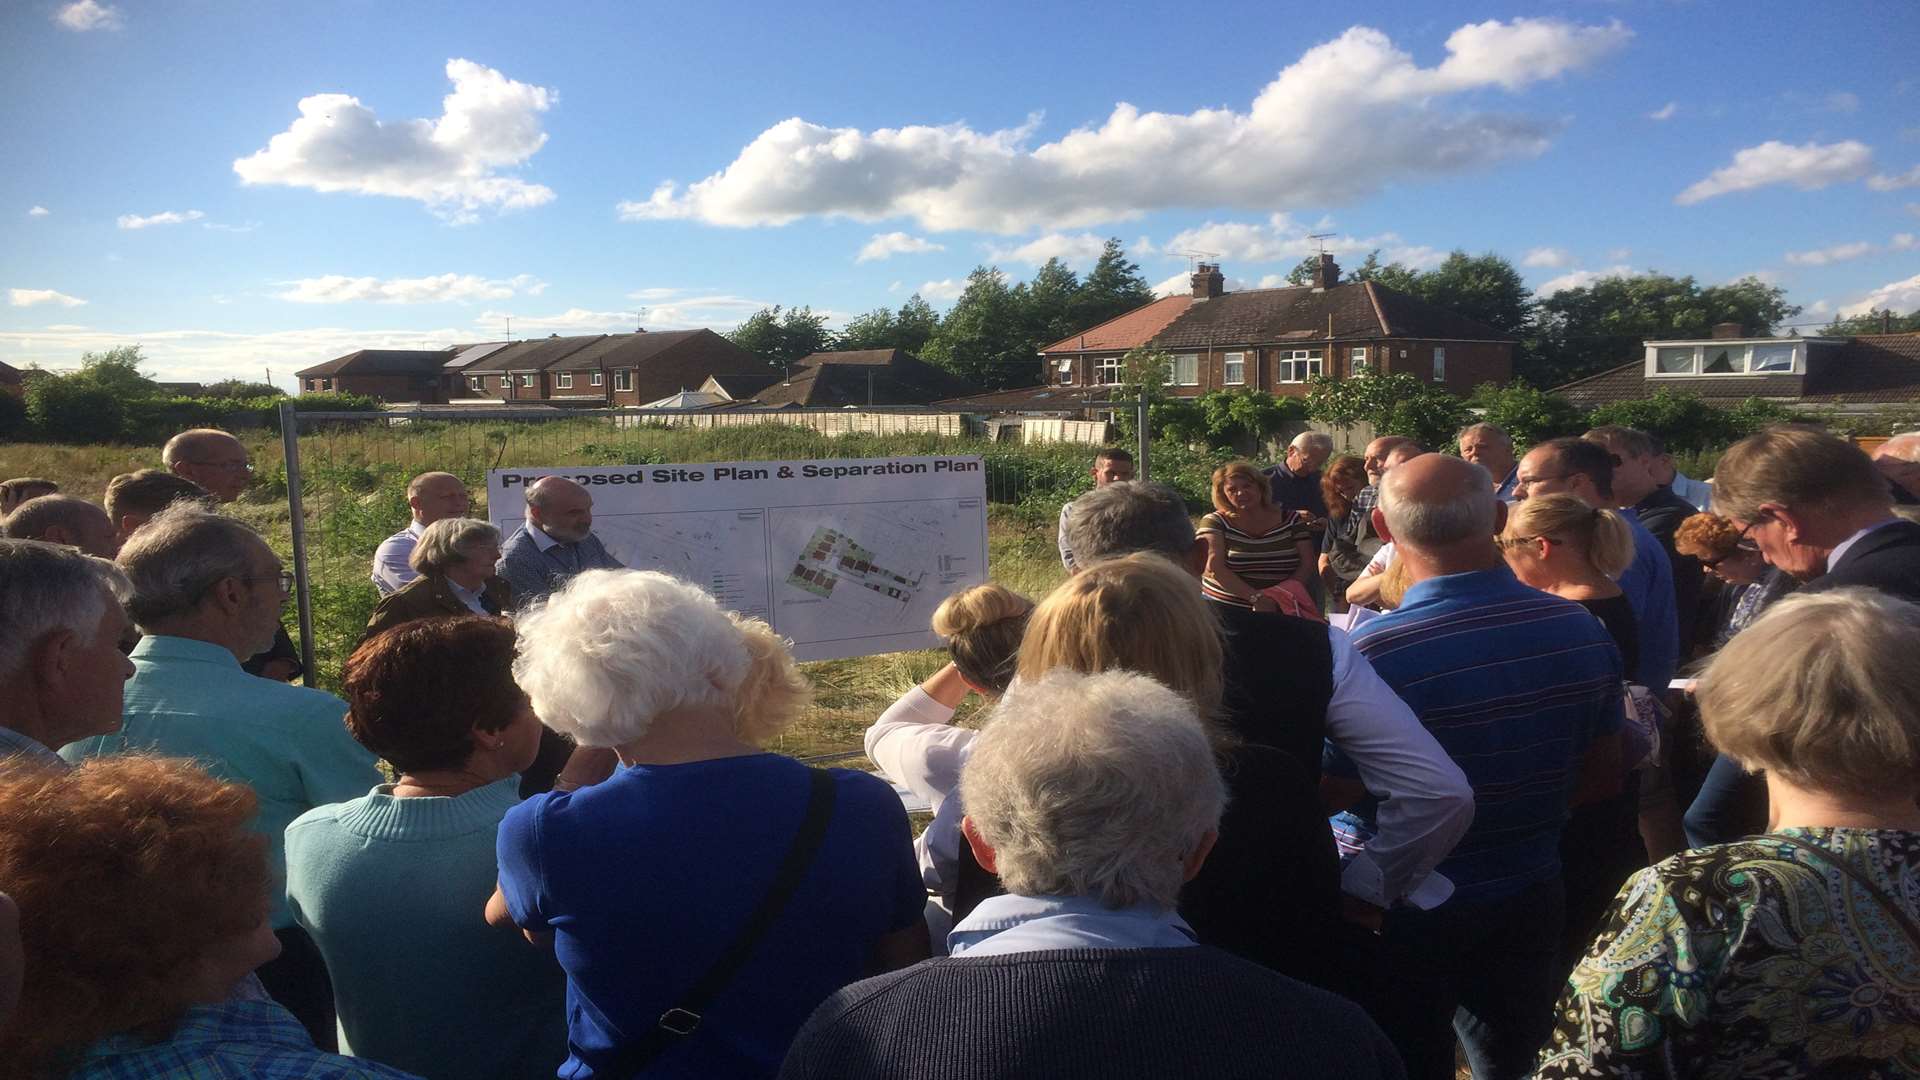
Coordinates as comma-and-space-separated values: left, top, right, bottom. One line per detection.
1013, 553, 1346, 992
1539, 588, 1920, 1079
864, 584, 1032, 906
1199, 461, 1317, 616
1498, 494, 1640, 679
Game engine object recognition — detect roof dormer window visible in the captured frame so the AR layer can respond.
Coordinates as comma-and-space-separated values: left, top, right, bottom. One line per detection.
1645, 339, 1805, 377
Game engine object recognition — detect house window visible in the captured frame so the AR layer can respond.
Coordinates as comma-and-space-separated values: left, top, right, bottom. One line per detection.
556, 372, 573, 389
500, 376, 512, 388
1650, 342, 1800, 377
1702, 345, 1743, 374
321, 378, 333, 391
591, 372, 604, 386
1432, 347, 1446, 383
1173, 353, 1201, 386
1750, 343, 1795, 372
468, 376, 482, 391
1095, 356, 1124, 385
1221, 352, 1244, 386
1350, 347, 1370, 374
614, 370, 633, 392
1277, 349, 1322, 383
305, 379, 315, 391
1057, 358, 1075, 386
520, 374, 534, 387
1655, 347, 1695, 374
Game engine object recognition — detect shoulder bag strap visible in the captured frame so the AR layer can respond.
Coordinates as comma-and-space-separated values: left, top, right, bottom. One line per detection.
605, 767, 838, 1077
1770, 832, 1920, 946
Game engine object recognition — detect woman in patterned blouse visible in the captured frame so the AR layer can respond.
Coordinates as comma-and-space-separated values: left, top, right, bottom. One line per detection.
1198, 461, 1317, 615
1536, 587, 1920, 1079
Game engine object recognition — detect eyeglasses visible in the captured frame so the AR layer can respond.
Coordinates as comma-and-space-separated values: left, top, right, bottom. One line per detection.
1495, 534, 1550, 551
1512, 473, 1568, 491
244, 570, 295, 596
1700, 544, 1758, 570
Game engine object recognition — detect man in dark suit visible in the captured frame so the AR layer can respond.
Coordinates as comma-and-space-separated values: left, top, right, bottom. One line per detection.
1587, 425, 1707, 650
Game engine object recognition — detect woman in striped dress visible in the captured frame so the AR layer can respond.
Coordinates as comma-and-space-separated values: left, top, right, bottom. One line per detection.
1199, 461, 1317, 615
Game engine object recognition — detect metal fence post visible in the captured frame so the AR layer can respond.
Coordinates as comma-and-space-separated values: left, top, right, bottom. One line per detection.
1135, 400, 1151, 481
279, 402, 317, 682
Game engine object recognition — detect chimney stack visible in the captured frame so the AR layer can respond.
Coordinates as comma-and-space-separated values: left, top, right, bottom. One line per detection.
1312, 253, 1340, 291
1191, 263, 1225, 301
1711, 321, 1745, 339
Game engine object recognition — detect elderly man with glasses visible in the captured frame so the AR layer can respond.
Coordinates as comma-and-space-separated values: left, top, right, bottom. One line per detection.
62, 502, 383, 1048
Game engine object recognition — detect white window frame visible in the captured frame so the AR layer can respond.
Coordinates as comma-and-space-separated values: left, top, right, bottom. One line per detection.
1057, 358, 1075, 386
591, 372, 604, 387
1094, 356, 1124, 386
468, 376, 483, 391
1350, 346, 1370, 374
1172, 353, 1201, 387
1277, 349, 1322, 384
1645, 340, 1805, 378
614, 369, 633, 392
499, 375, 511, 389
1432, 346, 1446, 383
556, 372, 573, 389
1221, 352, 1244, 386
519, 374, 534, 388
321, 378, 332, 391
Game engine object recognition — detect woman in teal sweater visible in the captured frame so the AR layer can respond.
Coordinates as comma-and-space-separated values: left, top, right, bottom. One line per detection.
285, 617, 570, 1079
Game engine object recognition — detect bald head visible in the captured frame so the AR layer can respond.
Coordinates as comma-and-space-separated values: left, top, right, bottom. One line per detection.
406, 471, 470, 526
162, 429, 250, 503
1869, 433, 1920, 500
1363, 436, 1419, 484
2, 496, 118, 558
1379, 454, 1497, 553
525, 477, 594, 542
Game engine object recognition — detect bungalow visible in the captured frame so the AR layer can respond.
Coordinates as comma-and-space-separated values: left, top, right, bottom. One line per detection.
711, 349, 980, 408
1038, 257, 1513, 399
1553, 325, 1920, 413
296, 348, 458, 401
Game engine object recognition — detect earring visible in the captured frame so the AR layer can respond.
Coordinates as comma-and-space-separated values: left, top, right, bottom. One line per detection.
489, 740, 504, 750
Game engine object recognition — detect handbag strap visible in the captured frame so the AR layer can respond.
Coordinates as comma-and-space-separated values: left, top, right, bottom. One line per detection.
605, 767, 838, 1077
1770, 832, 1920, 946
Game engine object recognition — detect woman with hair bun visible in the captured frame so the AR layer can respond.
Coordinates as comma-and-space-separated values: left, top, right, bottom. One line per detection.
864, 584, 1032, 912
1499, 493, 1640, 679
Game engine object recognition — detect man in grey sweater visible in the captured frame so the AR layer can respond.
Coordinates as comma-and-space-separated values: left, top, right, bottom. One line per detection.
780, 668, 1405, 1080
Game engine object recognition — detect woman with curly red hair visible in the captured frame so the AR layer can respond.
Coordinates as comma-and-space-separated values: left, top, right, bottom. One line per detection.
0, 756, 418, 1080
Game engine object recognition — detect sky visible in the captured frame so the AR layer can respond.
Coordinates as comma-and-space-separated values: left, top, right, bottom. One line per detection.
3, 0, 1918, 390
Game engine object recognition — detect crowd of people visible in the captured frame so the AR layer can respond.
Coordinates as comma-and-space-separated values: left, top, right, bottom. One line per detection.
1, 418, 1919, 1079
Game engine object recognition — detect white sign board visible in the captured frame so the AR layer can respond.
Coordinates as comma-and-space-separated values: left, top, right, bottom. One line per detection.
487, 456, 988, 661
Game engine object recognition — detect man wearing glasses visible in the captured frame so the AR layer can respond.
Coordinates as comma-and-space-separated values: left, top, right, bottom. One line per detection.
62, 501, 382, 1048
161, 428, 302, 682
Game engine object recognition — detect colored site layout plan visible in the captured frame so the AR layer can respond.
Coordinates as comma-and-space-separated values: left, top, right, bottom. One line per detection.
786, 526, 925, 606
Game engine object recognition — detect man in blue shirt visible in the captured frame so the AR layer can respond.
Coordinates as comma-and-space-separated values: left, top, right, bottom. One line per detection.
495, 476, 624, 607
1330, 454, 1623, 1080
0, 540, 134, 767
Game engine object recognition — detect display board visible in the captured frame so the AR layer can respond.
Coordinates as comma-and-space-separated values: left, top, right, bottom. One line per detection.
487, 456, 989, 660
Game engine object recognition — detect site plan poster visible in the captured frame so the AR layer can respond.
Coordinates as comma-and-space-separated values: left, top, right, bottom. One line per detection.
486, 456, 989, 661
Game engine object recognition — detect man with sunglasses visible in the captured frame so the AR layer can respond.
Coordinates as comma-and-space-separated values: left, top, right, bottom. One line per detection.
1585, 426, 1706, 664
61, 501, 382, 1047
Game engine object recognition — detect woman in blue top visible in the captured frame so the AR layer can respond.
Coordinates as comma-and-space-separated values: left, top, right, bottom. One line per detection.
285, 616, 569, 1080
489, 569, 929, 1079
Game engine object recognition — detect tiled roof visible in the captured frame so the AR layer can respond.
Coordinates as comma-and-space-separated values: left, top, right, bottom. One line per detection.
1040, 296, 1192, 353
445, 341, 512, 370
705, 372, 783, 399
549, 328, 718, 371
794, 348, 907, 366
295, 348, 456, 378
1152, 281, 1508, 350
934, 384, 1114, 412
750, 351, 980, 407
1554, 335, 1920, 406
0, 360, 21, 385
466, 335, 603, 373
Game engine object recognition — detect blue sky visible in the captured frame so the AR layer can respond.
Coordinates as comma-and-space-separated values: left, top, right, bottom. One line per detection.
4, 0, 1918, 388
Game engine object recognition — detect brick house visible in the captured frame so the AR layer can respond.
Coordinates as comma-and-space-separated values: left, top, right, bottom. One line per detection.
712, 349, 980, 408
1038, 257, 1513, 399
1555, 325, 1920, 413
295, 349, 459, 401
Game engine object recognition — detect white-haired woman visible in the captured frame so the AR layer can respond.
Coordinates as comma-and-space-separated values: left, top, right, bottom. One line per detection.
1537, 587, 1920, 1079
781, 669, 1403, 1080
361, 517, 511, 642
487, 570, 928, 1079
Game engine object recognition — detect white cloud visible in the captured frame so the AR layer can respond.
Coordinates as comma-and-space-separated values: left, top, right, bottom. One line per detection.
275, 272, 545, 304
234, 59, 556, 223
1868, 165, 1920, 192
8, 288, 87, 308
26, 206, 49, 218
1536, 265, 1635, 297
918, 279, 967, 302
1842, 273, 1920, 317
1648, 102, 1677, 121
55, 1, 121, 31
475, 308, 637, 334
1894, 233, 1917, 251
1807, 299, 1834, 318
1675, 140, 1875, 205
1162, 212, 1440, 270
1784, 241, 1875, 266
117, 209, 205, 229
622, 289, 776, 328
1606, 247, 1632, 261
1523, 246, 1572, 268
855, 232, 945, 263
985, 232, 1108, 267
620, 18, 1630, 234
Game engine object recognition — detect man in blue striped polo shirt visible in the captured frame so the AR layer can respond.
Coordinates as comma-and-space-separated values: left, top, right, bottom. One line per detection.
1325, 454, 1623, 1080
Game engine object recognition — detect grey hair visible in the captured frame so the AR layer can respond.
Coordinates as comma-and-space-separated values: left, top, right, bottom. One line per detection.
1456, 421, 1512, 449
409, 517, 502, 575
2, 495, 108, 543
961, 668, 1225, 910
116, 502, 264, 627
1061, 481, 1195, 564
1584, 424, 1658, 460
1290, 431, 1334, 455
1380, 458, 1496, 546
0, 540, 130, 681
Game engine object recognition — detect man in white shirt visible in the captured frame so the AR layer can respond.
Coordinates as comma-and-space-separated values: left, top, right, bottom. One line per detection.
1057, 448, 1134, 573
371, 472, 471, 595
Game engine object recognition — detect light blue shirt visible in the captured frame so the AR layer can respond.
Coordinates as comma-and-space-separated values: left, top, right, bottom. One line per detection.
948, 894, 1199, 958
1617, 515, 1680, 694
62, 635, 384, 929
0, 725, 66, 767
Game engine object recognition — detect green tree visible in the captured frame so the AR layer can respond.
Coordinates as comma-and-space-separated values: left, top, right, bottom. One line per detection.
201, 378, 286, 399
75, 345, 162, 399
1284, 255, 1320, 286
1071, 239, 1155, 330
835, 307, 898, 351
1464, 382, 1589, 450
1304, 371, 1468, 450
1821, 308, 1920, 336
26, 376, 127, 443
1414, 251, 1532, 339
1527, 273, 1799, 388
1022, 258, 1082, 349
894, 294, 939, 355
921, 268, 1031, 389
0, 391, 26, 439
727, 305, 833, 368
1110, 346, 1174, 441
